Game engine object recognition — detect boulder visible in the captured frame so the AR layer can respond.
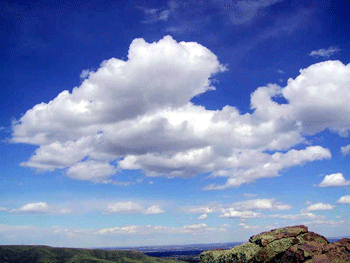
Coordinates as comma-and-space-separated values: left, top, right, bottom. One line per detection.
333, 238, 350, 252
199, 225, 350, 263
249, 225, 308, 247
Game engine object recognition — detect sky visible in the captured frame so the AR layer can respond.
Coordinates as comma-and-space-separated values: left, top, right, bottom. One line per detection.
1, 0, 350, 248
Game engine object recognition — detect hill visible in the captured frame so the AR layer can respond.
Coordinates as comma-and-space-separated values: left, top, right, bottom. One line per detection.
0, 245, 186, 263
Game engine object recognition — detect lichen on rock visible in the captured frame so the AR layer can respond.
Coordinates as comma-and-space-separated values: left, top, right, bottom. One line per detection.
249, 225, 308, 247
199, 225, 350, 263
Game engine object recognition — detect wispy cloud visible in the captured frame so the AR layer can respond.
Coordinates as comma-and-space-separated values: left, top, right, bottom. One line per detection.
137, 1, 178, 24
96, 223, 217, 236
8, 202, 71, 214
229, 199, 292, 211
185, 204, 220, 214
270, 212, 325, 220
305, 219, 347, 227
213, 0, 286, 25
309, 46, 341, 58
304, 203, 334, 211
198, 214, 208, 220
0, 223, 223, 247
105, 202, 164, 215
341, 144, 350, 156
80, 69, 91, 79
238, 222, 260, 229
244, 193, 257, 198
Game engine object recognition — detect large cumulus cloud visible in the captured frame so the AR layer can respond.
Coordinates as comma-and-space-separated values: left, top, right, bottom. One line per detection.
11, 36, 350, 188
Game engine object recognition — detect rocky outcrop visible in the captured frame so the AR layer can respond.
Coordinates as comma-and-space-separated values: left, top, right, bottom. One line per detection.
199, 225, 350, 263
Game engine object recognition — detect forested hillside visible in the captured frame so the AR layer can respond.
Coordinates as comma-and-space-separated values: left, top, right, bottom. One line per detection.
0, 245, 185, 263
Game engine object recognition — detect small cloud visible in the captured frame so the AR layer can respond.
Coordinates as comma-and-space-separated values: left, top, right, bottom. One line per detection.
277, 69, 285, 74
165, 27, 182, 33
186, 205, 218, 214
105, 202, 165, 215
230, 199, 292, 211
0, 207, 8, 212
306, 219, 346, 227
317, 173, 350, 187
105, 202, 144, 214
97, 225, 139, 235
143, 205, 165, 215
80, 69, 91, 79
341, 144, 350, 156
270, 212, 325, 220
309, 46, 341, 58
239, 223, 260, 229
137, 1, 178, 24
220, 209, 261, 219
181, 223, 216, 234
337, 195, 350, 204
198, 214, 208, 220
110, 181, 133, 186
304, 203, 334, 211
58, 208, 71, 214
10, 202, 49, 213
158, 9, 170, 21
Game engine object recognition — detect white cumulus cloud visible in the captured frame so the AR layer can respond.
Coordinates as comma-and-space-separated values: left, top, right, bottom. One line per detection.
10, 35, 350, 189
67, 160, 117, 183
220, 209, 261, 219
143, 205, 165, 215
317, 173, 350, 187
337, 195, 350, 204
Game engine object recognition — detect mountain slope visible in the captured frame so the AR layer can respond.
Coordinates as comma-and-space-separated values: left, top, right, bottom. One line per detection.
0, 245, 185, 263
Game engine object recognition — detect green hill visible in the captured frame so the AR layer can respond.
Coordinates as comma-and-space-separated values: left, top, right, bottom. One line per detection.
0, 245, 186, 263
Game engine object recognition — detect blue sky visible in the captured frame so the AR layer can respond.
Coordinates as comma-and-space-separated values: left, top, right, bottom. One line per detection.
1, 0, 350, 247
